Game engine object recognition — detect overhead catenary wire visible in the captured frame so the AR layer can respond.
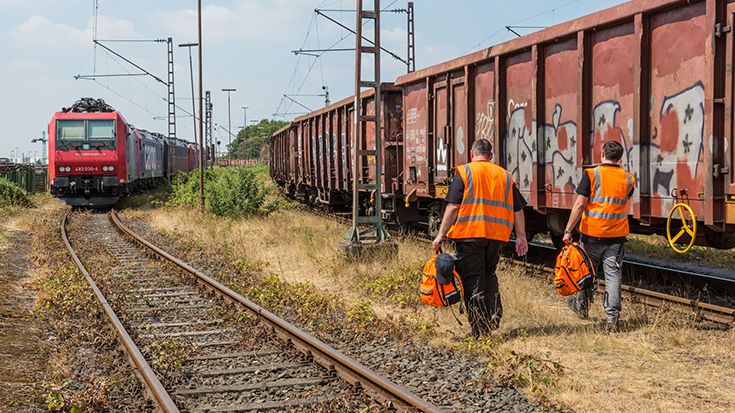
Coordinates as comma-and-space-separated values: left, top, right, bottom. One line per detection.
315, 15, 326, 90
90, 79, 160, 118
276, 0, 404, 118
101, 47, 196, 120
274, 11, 318, 117
467, 0, 583, 52
92, 0, 99, 73
82, 45, 199, 135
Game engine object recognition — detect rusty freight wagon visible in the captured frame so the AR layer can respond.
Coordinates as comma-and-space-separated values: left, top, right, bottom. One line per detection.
270, 84, 415, 223
396, 0, 735, 249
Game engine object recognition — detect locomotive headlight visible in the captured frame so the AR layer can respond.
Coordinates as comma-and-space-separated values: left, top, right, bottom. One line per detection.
65, 166, 71, 172
102, 166, 109, 172
58, 166, 65, 172
108, 165, 115, 172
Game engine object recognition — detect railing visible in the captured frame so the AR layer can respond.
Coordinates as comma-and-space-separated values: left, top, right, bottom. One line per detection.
0, 160, 47, 192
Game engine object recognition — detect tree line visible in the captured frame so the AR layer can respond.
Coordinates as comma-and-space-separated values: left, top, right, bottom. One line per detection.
227, 119, 288, 161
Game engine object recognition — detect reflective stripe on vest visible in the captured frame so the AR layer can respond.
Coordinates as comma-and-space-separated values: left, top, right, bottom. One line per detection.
580, 165, 635, 238
446, 161, 515, 242
464, 164, 514, 210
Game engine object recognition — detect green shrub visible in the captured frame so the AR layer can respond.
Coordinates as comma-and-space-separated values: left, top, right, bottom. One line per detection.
0, 177, 32, 207
168, 167, 265, 218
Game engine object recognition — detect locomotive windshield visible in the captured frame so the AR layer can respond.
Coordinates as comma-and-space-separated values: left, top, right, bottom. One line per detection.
56, 119, 116, 150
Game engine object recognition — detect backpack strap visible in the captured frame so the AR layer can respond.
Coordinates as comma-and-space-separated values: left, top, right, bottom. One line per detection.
573, 243, 598, 289
451, 275, 466, 315
574, 243, 597, 278
449, 304, 463, 326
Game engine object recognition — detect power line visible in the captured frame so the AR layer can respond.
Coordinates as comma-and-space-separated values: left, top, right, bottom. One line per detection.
276, 0, 404, 117
89, 46, 198, 123
283, 19, 360, 114
90, 79, 161, 118
275, 12, 318, 117
468, 0, 583, 51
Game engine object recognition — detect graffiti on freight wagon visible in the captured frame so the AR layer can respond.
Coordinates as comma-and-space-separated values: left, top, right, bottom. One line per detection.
501, 81, 704, 211
476, 100, 495, 141
651, 82, 705, 213
506, 105, 536, 192
592, 101, 636, 172
544, 104, 579, 192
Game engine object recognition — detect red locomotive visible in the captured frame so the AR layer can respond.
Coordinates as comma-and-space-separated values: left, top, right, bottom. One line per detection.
271, 0, 735, 251
49, 98, 198, 206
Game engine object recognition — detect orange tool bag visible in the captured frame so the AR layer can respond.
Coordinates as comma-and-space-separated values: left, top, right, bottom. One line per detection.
554, 242, 596, 296
419, 252, 464, 307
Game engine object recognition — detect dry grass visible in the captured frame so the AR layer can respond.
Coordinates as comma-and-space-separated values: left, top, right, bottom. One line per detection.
131, 205, 735, 412
626, 233, 735, 269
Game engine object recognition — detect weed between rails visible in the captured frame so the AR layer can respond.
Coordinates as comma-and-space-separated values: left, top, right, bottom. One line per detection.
142, 338, 192, 378
30, 210, 148, 411
123, 212, 408, 343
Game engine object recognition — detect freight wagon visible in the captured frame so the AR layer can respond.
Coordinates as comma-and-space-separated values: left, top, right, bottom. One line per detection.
273, 0, 735, 250
271, 85, 420, 224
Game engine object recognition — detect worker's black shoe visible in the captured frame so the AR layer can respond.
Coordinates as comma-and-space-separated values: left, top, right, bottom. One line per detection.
567, 296, 589, 320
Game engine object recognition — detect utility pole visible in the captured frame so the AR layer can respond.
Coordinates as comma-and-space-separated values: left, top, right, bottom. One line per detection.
343, 0, 393, 257
31, 132, 48, 165
241, 106, 248, 159
323, 86, 331, 106
222, 88, 236, 166
407, 2, 415, 73
197, 0, 205, 214
205, 90, 213, 168
179, 43, 199, 152
167, 38, 177, 140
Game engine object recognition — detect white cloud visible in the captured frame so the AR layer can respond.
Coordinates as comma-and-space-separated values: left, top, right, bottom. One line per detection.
10, 15, 88, 46
154, 0, 304, 42
9, 14, 140, 48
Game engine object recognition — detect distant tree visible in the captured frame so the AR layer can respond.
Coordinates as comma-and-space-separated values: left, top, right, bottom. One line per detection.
227, 119, 288, 160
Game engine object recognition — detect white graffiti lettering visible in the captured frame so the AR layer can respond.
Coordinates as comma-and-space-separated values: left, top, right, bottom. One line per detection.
476, 100, 495, 140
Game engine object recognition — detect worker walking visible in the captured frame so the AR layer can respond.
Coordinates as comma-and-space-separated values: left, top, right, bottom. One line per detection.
432, 139, 528, 338
563, 141, 635, 332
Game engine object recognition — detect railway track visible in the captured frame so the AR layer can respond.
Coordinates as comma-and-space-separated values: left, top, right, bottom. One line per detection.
307, 206, 735, 327
61, 209, 442, 412
512, 242, 735, 325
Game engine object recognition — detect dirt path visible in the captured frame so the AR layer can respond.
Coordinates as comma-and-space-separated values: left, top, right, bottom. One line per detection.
0, 223, 47, 410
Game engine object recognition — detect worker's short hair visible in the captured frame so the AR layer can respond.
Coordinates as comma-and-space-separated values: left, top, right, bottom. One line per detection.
603, 141, 624, 162
472, 139, 492, 156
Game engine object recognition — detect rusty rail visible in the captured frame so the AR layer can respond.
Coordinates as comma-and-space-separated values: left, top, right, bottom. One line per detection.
109, 210, 441, 413
61, 210, 180, 412
511, 255, 735, 325
612, 281, 735, 325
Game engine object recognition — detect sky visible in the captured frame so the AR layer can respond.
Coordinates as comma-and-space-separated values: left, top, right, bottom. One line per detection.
0, 0, 625, 160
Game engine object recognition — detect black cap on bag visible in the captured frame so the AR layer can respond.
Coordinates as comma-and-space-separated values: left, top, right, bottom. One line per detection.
434, 253, 456, 285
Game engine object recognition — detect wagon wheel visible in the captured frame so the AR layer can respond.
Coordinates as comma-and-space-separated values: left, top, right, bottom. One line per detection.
666, 203, 697, 254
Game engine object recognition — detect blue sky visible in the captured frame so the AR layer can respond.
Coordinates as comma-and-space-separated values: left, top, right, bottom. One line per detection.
0, 0, 624, 159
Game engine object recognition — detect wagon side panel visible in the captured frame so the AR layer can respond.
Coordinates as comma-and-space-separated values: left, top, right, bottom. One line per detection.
503, 51, 537, 206
403, 81, 431, 198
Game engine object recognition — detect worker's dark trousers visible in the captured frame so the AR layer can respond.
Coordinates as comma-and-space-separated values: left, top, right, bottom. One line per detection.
455, 239, 505, 337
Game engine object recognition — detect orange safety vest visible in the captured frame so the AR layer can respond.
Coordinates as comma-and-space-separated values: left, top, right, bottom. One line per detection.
579, 165, 635, 238
446, 161, 515, 242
